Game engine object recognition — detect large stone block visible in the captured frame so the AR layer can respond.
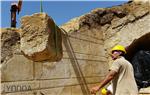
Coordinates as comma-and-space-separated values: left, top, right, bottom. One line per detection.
1, 55, 33, 82
39, 77, 103, 89
20, 13, 62, 62
35, 87, 72, 95
1, 91, 35, 95
34, 59, 70, 80
1, 81, 39, 94
62, 36, 105, 56
68, 59, 108, 77
63, 51, 107, 61
67, 31, 103, 44
71, 85, 83, 95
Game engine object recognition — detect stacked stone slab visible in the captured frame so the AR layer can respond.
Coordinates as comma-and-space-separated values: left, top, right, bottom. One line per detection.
20, 13, 62, 62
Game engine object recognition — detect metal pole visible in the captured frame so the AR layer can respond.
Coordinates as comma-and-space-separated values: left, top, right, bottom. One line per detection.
40, 0, 43, 13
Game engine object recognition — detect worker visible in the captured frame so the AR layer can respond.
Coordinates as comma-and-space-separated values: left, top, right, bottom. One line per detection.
90, 45, 138, 95
10, 0, 22, 27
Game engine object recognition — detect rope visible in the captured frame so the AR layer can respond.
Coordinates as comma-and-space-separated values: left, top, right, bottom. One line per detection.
49, 17, 59, 59
61, 28, 90, 95
54, 23, 58, 58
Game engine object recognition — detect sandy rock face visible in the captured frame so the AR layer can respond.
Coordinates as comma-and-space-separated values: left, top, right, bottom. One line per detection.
133, 0, 150, 3
20, 13, 63, 62
1, 28, 20, 64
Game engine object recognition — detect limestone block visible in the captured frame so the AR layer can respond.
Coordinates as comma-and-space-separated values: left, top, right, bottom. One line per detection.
34, 59, 70, 80
69, 59, 108, 77
39, 79, 71, 89
62, 26, 103, 41
62, 37, 87, 53
60, 87, 72, 95
2, 91, 39, 95
63, 51, 107, 62
67, 32, 103, 45
85, 28, 103, 40
39, 77, 103, 89
20, 13, 62, 62
68, 37, 90, 53
69, 59, 92, 78
71, 85, 83, 95
88, 43, 106, 56
1, 55, 33, 82
91, 61, 109, 77
38, 87, 71, 95
1, 81, 39, 94
63, 36, 104, 56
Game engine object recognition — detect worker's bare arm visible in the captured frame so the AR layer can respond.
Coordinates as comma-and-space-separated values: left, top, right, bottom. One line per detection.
17, 0, 22, 13
98, 70, 117, 89
90, 70, 117, 94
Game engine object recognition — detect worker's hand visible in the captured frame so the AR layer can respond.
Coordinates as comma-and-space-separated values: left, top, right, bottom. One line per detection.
90, 86, 100, 94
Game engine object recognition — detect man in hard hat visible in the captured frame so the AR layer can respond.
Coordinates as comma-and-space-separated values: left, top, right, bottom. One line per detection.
90, 45, 138, 95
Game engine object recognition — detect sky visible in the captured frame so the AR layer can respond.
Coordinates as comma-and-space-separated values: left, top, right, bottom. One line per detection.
1, 0, 129, 28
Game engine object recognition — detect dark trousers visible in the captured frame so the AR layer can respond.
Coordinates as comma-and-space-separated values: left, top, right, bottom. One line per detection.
10, 4, 18, 27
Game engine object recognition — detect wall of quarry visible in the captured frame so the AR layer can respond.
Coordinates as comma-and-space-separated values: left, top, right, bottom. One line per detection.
1, 1, 150, 95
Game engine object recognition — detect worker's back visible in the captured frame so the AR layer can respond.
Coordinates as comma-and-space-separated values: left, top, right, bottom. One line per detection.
110, 57, 138, 95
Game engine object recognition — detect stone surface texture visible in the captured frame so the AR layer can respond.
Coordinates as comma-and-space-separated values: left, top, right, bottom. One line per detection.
20, 13, 62, 62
